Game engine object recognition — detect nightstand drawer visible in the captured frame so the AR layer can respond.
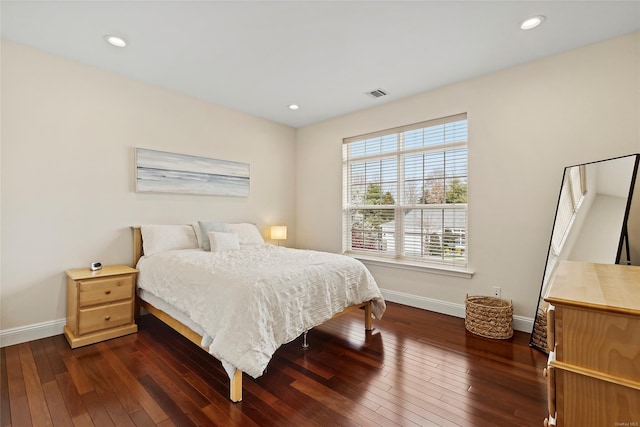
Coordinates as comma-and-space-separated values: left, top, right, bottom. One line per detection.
78, 300, 133, 335
79, 275, 134, 307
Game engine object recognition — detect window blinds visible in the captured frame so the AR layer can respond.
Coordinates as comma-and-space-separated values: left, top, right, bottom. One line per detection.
343, 113, 468, 268
544, 165, 587, 287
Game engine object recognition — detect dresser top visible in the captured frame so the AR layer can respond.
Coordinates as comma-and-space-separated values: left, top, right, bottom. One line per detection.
544, 261, 640, 315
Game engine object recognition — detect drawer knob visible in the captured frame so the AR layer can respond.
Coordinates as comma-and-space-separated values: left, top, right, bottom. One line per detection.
105, 290, 112, 295
543, 367, 548, 378
104, 315, 111, 321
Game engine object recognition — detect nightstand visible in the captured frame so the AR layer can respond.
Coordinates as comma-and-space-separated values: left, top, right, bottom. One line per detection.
64, 265, 138, 348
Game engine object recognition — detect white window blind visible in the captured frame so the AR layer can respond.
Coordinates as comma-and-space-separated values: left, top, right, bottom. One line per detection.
544, 165, 587, 286
343, 113, 468, 269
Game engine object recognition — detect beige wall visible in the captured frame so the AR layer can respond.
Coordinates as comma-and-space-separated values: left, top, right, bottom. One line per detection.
0, 41, 297, 338
296, 33, 640, 322
2, 32, 639, 343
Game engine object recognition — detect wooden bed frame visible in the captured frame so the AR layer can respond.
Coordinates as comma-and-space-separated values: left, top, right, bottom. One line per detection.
131, 226, 374, 402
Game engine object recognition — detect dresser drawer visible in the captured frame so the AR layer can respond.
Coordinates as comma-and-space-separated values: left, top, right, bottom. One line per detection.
555, 306, 640, 381
79, 275, 134, 307
78, 300, 133, 335
554, 368, 640, 426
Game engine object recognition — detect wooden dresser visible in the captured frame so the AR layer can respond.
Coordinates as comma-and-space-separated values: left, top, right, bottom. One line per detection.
64, 265, 138, 348
543, 261, 640, 426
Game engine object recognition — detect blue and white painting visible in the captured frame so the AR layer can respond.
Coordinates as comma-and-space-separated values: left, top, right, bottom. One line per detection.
135, 148, 250, 197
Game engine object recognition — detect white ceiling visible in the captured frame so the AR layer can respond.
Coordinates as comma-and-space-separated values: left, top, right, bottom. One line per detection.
2, 1, 639, 128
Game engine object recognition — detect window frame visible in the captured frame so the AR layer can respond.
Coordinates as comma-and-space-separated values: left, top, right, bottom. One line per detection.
342, 113, 470, 275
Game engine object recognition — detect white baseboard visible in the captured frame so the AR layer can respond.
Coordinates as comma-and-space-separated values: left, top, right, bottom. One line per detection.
381, 289, 533, 333
0, 291, 534, 348
0, 318, 66, 348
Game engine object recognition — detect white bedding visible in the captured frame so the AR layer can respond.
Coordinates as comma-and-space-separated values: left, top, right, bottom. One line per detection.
136, 245, 386, 378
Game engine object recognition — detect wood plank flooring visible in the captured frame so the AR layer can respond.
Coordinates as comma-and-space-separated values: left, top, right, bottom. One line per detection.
1, 302, 548, 426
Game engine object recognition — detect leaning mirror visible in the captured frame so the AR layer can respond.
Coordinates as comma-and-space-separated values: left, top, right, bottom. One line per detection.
530, 153, 640, 352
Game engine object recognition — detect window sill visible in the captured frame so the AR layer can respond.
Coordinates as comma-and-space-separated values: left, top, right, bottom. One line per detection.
347, 254, 474, 279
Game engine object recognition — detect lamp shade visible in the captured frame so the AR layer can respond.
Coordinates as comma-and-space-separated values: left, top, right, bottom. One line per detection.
270, 225, 287, 240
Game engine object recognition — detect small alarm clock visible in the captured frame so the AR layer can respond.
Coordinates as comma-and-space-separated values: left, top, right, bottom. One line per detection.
90, 262, 102, 271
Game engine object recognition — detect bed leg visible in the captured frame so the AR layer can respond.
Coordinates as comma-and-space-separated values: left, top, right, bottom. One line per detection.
302, 330, 310, 349
229, 369, 243, 402
364, 301, 373, 331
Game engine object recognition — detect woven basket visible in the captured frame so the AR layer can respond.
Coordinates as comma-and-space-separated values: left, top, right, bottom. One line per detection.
531, 307, 549, 351
465, 295, 513, 339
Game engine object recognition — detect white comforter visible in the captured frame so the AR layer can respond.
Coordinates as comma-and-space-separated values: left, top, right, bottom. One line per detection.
136, 245, 386, 378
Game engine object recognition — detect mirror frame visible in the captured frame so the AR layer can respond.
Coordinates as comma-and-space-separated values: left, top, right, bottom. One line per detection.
529, 153, 640, 353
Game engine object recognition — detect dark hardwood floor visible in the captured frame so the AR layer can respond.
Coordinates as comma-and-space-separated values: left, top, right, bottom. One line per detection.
1, 302, 548, 426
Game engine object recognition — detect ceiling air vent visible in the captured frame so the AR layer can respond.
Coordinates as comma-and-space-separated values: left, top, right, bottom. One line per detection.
366, 88, 389, 99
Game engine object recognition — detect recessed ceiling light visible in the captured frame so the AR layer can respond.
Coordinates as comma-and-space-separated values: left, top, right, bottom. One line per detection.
288, 104, 299, 110
104, 35, 127, 47
520, 15, 546, 30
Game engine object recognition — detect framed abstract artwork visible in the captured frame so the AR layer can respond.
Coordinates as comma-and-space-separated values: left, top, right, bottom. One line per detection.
135, 148, 250, 197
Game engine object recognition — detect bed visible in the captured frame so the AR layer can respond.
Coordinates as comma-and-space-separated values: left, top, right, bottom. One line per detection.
131, 224, 386, 402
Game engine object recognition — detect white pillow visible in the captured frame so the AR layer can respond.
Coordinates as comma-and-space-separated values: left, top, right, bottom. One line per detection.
208, 231, 240, 252
141, 225, 199, 256
198, 221, 230, 251
192, 222, 204, 248
227, 223, 265, 245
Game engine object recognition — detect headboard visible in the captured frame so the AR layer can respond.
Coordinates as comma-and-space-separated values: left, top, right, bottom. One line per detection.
132, 226, 143, 267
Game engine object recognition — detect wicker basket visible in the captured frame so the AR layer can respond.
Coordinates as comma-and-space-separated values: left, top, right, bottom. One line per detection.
465, 295, 513, 339
531, 307, 549, 351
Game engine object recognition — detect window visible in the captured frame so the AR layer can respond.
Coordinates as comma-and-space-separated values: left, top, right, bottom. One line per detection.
543, 164, 587, 285
343, 113, 468, 269
552, 165, 586, 255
